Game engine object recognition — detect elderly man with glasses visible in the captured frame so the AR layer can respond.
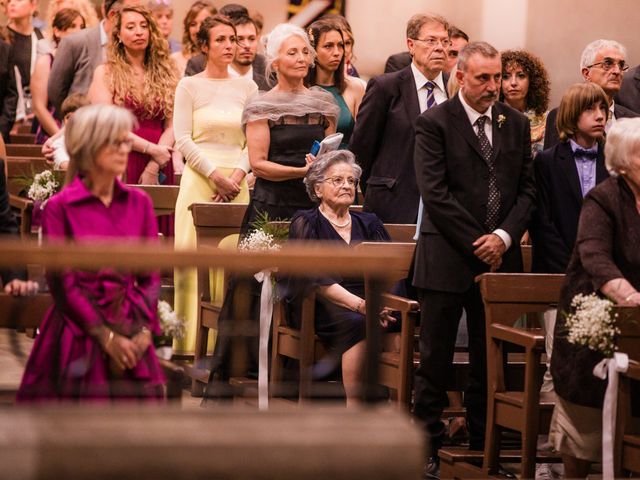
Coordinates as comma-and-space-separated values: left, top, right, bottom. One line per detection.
544, 39, 637, 149
350, 13, 450, 224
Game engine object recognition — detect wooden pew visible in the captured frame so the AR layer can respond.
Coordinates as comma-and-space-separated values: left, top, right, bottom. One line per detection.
440, 273, 565, 479
189, 202, 249, 393
613, 307, 640, 477
6, 145, 44, 158
9, 133, 36, 144
130, 184, 180, 217
6, 158, 52, 237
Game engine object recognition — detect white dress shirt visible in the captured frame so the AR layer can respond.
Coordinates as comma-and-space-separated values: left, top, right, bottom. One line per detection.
228, 64, 253, 80
411, 63, 447, 113
458, 91, 512, 250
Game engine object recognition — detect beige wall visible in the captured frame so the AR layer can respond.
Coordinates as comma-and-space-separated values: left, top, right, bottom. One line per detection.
29, 0, 639, 105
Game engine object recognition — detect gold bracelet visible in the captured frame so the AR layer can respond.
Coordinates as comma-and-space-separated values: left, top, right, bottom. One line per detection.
140, 326, 151, 337
105, 330, 114, 350
143, 141, 150, 154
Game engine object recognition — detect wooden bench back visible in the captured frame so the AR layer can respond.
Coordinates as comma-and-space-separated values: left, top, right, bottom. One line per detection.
10, 133, 36, 144
6, 158, 51, 196
478, 273, 565, 326
6, 145, 44, 158
356, 242, 414, 283
189, 202, 248, 248
614, 306, 640, 361
0, 293, 51, 329
130, 185, 180, 216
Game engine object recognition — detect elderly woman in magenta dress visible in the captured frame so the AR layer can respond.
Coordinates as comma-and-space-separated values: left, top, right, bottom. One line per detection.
17, 105, 165, 401
282, 150, 396, 406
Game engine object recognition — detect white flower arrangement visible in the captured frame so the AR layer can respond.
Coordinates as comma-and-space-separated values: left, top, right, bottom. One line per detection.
157, 300, 185, 339
27, 170, 59, 207
238, 229, 282, 252
565, 293, 620, 357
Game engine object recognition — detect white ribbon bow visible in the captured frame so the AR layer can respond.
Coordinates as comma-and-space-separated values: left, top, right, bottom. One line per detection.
255, 268, 277, 411
593, 352, 629, 479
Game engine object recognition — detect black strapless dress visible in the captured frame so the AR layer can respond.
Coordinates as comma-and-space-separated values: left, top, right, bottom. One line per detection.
241, 117, 326, 233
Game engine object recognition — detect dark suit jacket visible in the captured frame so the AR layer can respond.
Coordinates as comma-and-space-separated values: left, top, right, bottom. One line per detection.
412, 96, 535, 293
530, 141, 608, 273
185, 53, 269, 90
48, 25, 103, 116
543, 103, 638, 149
0, 159, 25, 285
384, 51, 412, 73
349, 66, 448, 223
0, 41, 16, 142
615, 65, 640, 114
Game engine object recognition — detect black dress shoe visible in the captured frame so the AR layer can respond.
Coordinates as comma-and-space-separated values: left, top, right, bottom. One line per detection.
497, 464, 516, 479
423, 456, 440, 480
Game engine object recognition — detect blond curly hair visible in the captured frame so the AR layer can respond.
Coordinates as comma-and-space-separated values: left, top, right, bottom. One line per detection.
107, 4, 178, 119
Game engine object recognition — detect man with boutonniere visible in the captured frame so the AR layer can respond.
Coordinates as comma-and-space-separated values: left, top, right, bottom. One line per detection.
411, 41, 535, 478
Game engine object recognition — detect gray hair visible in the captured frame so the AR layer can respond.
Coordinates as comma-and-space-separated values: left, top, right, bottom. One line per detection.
64, 104, 136, 184
406, 13, 449, 40
604, 118, 640, 175
304, 150, 362, 203
262, 23, 316, 86
457, 41, 499, 72
580, 39, 627, 72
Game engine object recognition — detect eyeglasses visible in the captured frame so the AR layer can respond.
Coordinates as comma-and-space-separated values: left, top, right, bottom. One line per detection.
586, 58, 629, 72
323, 176, 359, 188
411, 37, 451, 49
110, 138, 133, 151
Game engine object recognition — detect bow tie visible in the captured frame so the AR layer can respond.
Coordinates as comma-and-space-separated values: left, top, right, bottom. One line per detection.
573, 148, 598, 160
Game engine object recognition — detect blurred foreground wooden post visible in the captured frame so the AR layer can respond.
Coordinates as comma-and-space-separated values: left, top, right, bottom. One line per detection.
0, 407, 423, 479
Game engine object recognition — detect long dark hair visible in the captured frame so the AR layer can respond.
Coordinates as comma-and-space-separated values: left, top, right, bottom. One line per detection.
306, 18, 346, 93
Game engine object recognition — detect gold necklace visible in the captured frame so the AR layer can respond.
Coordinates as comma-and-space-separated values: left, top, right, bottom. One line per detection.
320, 207, 351, 228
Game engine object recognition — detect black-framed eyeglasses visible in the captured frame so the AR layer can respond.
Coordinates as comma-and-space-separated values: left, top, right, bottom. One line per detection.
323, 176, 359, 188
586, 58, 629, 72
411, 37, 451, 49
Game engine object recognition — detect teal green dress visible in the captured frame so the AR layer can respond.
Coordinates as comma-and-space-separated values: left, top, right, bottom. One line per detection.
319, 85, 355, 149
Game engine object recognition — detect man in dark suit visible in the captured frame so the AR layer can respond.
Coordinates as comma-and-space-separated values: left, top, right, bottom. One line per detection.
47, 0, 138, 116
185, 15, 268, 90
350, 13, 450, 224
412, 42, 535, 477
384, 25, 468, 75
615, 64, 640, 113
544, 39, 637, 149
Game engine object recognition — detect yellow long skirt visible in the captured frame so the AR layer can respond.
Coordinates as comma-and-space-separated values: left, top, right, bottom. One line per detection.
173, 165, 249, 354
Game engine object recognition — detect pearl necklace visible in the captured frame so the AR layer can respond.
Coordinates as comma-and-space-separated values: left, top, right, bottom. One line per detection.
320, 208, 351, 228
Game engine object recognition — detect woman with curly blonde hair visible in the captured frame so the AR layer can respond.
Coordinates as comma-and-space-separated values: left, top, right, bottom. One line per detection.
171, 0, 216, 76
88, 4, 178, 234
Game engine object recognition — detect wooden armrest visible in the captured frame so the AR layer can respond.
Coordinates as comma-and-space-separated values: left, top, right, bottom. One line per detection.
9, 193, 33, 211
622, 361, 640, 382
381, 293, 419, 313
489, 324, 545, 350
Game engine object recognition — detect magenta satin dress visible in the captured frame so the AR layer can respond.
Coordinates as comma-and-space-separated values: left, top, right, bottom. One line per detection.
125, 98, 174, 237
16, 177, 166, 402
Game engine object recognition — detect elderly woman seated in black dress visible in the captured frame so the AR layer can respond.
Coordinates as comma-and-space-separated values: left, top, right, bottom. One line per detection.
284, 149, 395, 406
550, 117, 640, 478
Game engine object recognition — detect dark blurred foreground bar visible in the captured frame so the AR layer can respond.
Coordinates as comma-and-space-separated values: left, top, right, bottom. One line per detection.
0, 407, 423, 479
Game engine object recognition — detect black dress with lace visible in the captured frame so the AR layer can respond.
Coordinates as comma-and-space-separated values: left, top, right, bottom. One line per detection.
241, 113, 328, 233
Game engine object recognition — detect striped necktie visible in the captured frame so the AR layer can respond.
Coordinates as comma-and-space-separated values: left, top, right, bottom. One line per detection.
424, 81, 436, 112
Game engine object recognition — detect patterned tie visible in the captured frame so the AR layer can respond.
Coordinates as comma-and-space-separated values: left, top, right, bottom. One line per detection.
475, 115, 500, 231
424, 81, 436, 112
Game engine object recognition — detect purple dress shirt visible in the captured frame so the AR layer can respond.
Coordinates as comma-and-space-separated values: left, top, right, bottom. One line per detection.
569, 139, 598, 197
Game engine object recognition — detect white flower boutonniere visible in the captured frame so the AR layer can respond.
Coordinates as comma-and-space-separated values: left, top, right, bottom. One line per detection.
497, 114, 506, 129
